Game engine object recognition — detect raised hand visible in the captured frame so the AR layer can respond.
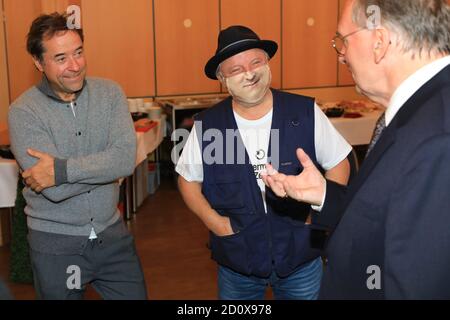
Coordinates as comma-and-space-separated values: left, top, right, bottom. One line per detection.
263, 148, 326, 206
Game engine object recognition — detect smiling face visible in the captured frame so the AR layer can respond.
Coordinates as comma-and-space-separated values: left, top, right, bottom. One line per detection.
33, 30, 86, 101
219, 48, 272, 107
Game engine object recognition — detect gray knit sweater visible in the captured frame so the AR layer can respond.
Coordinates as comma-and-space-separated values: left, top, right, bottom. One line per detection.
8, 77, 136, 236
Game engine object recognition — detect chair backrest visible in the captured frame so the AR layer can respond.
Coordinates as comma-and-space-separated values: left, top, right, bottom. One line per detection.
347, 148, 359, 183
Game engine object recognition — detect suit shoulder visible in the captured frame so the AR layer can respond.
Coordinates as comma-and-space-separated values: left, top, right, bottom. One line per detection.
442, 85, 450, 132
411, 85, 450, 134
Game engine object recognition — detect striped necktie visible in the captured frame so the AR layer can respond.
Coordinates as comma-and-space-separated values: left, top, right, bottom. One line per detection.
366, 112, 386, 158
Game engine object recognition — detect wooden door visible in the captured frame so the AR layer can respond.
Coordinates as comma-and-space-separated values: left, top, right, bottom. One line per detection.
4, 0, 42, 101
283, 0, 338, 89
0, 6, 9, 123
154, 0, 220, 96
337, 0, 355, 86
82, 0, 155, 97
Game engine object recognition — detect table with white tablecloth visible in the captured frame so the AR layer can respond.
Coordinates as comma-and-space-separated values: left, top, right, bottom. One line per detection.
0, 159, 19, 209
135, 116, 166, 165
318, 99, 385, 146
123, 116, 166, 219
330, 109, 384, 146
0, 159, 18, 246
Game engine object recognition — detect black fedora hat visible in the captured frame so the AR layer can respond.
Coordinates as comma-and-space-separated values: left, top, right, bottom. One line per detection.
204, 25, 278, 80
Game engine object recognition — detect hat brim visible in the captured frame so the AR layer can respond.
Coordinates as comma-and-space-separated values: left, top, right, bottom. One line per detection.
204, 40, 278, 80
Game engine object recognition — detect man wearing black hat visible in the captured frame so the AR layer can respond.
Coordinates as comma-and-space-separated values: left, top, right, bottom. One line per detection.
176, 25, 352, 300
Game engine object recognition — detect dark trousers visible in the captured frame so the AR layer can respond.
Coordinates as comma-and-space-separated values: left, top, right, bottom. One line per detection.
0, 279, 12, 300
30, 234, 147, 300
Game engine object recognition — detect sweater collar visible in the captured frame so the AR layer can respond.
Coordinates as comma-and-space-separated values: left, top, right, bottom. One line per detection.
36, 75, 86, 103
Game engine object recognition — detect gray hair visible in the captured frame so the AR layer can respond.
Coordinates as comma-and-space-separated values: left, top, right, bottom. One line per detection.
352, 0, 450, 56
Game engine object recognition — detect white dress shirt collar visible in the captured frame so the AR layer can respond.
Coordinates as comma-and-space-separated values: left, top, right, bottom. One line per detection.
386, 55, 450, 126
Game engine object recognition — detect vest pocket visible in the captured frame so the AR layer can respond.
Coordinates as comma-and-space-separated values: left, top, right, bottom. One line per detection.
209, 216, 265, 276
210, 229, 249, 275
280, 222, 322, 273
202, 181, 250, 215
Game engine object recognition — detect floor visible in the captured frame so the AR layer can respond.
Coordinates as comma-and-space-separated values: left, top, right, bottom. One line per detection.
0, 174, 220, 300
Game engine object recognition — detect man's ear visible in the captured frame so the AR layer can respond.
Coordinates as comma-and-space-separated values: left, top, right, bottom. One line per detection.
373, 27, 391, 64
32, 56, 44, 72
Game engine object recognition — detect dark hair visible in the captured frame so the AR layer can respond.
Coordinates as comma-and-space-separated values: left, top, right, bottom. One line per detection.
27, 12, 84, 61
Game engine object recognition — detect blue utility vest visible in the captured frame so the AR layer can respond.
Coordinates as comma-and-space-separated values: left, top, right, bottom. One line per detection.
196, 89, 322, 278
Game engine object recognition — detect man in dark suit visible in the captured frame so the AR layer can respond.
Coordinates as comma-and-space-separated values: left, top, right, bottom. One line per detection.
262, 0, 450, 299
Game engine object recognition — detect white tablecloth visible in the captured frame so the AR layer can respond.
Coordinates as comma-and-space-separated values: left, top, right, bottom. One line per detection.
0, 159, 19, 208
330, 109, 384, 146
135, 115, 166, 165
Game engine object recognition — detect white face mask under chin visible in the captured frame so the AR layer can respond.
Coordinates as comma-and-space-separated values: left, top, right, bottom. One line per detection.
225, 64, 272, 106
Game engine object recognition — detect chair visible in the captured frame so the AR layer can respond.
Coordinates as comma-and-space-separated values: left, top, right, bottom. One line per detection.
347, 147, 360, 183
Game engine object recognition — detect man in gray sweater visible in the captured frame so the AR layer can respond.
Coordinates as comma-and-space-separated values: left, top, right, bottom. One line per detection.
8, 13, 147, 300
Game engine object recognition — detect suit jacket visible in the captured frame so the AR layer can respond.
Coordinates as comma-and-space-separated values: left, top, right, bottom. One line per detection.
315, 64, 450, 299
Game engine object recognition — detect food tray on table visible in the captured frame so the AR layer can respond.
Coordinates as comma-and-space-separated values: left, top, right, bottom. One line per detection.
318, 100, 382, 118
134, 119, 158, 133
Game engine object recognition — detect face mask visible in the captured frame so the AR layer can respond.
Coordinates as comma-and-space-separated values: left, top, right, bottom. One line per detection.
224, 64, 272, 106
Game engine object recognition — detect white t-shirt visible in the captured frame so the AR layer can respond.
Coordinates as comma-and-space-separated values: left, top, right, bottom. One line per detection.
176, 103, 352, 212
234, 109, 273, 212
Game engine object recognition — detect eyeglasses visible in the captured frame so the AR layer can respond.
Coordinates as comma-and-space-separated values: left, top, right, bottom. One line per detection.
331, 28, 366, 56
